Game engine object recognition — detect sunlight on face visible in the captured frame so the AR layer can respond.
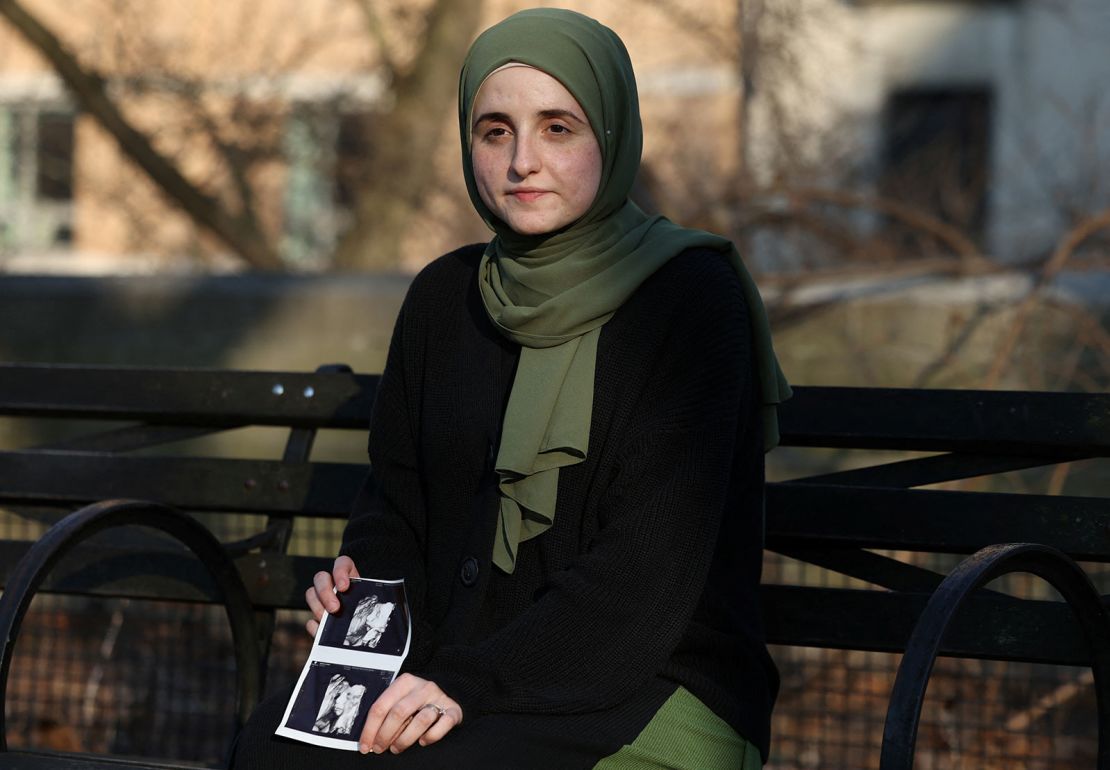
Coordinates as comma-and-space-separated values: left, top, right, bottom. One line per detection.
471, 66, 603, 236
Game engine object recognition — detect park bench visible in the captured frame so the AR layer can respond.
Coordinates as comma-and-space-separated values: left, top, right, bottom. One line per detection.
0, 363, 1107, 769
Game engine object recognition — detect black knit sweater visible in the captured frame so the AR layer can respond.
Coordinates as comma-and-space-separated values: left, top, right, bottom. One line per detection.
335, 242, 778, 763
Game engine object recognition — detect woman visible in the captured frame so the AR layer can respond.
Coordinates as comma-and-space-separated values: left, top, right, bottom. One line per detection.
233, 8, 789, 768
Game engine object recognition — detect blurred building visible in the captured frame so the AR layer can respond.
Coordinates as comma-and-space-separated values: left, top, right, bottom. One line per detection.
0, 0, 1107, 272
743, 0, 1110, 267
0, 0, 387, 271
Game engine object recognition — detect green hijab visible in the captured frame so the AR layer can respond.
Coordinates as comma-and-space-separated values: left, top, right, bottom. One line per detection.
459, 9, 791, 573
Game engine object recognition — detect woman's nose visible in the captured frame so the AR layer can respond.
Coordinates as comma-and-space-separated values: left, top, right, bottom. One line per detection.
510, 135, 541, 178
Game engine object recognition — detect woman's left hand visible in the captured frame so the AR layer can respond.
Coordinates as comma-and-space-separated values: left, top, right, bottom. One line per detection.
359, 673, 463, 754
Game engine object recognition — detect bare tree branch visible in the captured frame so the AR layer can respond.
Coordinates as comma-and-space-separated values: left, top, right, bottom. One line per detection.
639, 0, 734, 50
352, 0, 398, 78
985, 205, 1110, 385
1005, 670, 1094, 732
186, 96, 265, 236
740, 185, 989, 265
0, 0, 283, 268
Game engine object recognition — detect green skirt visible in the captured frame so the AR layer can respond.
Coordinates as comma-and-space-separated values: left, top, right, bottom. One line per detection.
593, 686, 762, 769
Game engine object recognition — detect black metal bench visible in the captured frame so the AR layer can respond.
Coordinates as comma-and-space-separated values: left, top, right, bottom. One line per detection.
0, 364, 1107, 768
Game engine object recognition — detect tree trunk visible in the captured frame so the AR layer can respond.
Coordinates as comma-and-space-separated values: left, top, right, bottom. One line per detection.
333, 0, 485, 270
736, 0, 760, 194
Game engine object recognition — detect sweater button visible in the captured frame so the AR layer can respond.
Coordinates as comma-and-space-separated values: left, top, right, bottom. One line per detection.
459, 556, 480, 587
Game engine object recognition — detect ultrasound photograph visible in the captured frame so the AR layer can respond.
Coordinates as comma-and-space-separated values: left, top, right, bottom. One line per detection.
283, 662, 393, 742
277, 577, 410, 749
318, 579, 409, 657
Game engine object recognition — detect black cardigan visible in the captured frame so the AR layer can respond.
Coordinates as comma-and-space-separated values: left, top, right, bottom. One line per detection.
341, 243, 778, 761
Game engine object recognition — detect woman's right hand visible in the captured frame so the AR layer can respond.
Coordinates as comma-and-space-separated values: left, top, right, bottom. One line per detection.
304, 555, 361, 637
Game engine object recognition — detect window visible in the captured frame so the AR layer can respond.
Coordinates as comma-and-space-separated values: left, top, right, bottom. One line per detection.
282, 107, 372, 267
879, 87, 993, 248
334, 112, 372, 213
34, 111, 75, 201
0, 105, 75, 254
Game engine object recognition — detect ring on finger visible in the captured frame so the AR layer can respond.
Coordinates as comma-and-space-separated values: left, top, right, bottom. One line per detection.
419, 703, 447, 719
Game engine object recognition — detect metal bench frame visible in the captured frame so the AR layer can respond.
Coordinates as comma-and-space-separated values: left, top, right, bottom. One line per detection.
0, 364, 1106, 768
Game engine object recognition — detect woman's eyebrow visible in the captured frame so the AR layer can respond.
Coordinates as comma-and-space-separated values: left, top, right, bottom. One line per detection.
473, 111, 512, 129
472, 108, 587, 129
538, 108, 586, 124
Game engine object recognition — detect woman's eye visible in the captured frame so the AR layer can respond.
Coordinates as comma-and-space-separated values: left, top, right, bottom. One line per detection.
483, 127, 509, 140
547, 124, 570, 135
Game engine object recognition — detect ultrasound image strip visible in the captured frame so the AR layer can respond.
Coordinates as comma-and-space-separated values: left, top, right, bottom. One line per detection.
276, 578, 411, 749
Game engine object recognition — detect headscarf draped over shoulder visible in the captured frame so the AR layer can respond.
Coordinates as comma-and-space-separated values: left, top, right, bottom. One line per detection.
459, 9, 791, 573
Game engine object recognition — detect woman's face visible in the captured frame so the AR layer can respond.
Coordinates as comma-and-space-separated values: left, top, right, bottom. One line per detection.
470, 66, 603, 235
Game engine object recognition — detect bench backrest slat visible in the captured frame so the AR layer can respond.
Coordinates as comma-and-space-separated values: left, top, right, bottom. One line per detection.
0, 540, 327, 611
0, 451, 367, 516
35, 424, 232, 453
779, 386, 1110, 455
791, 451, 1088, 489
0, 365, 378, 428
762, 585, 1091, 667
6, 367, 1108, 453
767, 483, 1110, 560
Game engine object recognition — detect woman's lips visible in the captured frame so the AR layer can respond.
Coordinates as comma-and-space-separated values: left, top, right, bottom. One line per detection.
509, 190, 549, 203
